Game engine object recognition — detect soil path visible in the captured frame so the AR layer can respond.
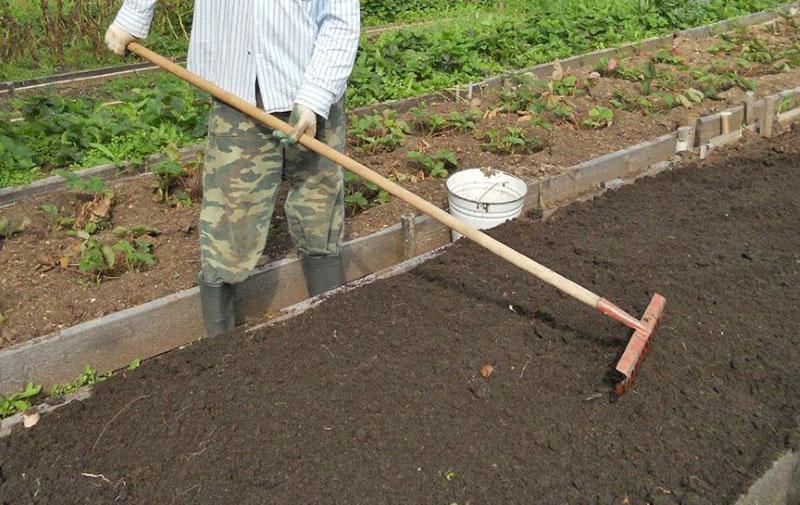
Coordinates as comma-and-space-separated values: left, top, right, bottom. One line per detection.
1, 128, 799, 504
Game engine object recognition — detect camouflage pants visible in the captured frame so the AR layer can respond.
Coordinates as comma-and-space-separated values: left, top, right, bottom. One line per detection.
200, 97, 346, 284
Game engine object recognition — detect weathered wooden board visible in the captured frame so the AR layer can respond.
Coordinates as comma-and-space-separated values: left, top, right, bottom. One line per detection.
0, 214, 450, 394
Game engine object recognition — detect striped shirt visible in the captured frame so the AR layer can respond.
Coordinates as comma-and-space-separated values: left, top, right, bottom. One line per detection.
114, 1, 360, 119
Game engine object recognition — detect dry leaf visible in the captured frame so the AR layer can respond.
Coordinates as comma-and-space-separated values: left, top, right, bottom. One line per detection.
23, 407, 40, 429
76, 194, 113, 228
606, 58, 619, 72
480, 364, 495, 379
59, 256, 70, 269
551, 59, 564, 81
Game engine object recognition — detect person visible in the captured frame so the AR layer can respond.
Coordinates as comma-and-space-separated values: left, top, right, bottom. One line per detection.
105, 1, 361, 337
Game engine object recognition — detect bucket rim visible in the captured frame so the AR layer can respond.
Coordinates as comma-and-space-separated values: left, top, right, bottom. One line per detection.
446, 168, 528, 206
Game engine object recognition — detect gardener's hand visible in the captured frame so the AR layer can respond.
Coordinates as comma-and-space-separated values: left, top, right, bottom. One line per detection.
105, 24, 136, 56
275, 103, 317, 146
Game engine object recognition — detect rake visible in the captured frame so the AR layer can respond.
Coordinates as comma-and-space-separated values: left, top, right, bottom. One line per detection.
129, 43, 666, 397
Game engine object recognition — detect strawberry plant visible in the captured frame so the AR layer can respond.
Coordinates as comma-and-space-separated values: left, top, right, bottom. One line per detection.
407, 149, 458, 178
343, 172, 390, 216
408, 106, 481, 135
113, 239, 157, 272
581, 106, 614, 129
151, 144, 202, 206
77, 237, 156, 278
481, 127, 543, 155
39, 203, 76, 230
348, 110, 410, 153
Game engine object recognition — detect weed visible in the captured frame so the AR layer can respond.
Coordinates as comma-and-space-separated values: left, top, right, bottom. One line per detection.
581, 106, 614, 129
0, 383, 42, 419
49, 365, 110, 397
481, 127, 543, 155
407, 149, 458, 178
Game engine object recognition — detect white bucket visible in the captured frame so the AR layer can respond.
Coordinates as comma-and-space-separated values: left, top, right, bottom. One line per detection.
446, 168, 528, 241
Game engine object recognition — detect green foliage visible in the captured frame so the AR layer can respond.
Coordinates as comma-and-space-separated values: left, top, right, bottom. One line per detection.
408, 105, 481, 135
499, 74, 546, 112
482, 127, 543, 155
113, 239, 157, 272
78, 237, 155, 277
407, 149, 459, 178
550, 75, 583, 97
49, 365, 110, 397
128, 359, 142, 371
54, 169, 111, 196
151, 144, 202, 206
1, 75, 209, 189
343, 172, 390, 216
528, 114, 553, 131
348, 110, 410, 153
0, 383, 42, 419
581, 106, 614, 129
651, 49, 684, 65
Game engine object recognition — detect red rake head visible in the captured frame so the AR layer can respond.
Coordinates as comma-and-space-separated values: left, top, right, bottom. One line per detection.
611, 293, 666, 400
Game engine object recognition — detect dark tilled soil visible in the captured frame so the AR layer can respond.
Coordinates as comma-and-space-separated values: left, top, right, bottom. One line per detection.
2, 126, 799, 504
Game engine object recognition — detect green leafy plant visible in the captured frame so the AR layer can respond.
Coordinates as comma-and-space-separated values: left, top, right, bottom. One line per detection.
348, 110, 410, 153
581, 106, 614, 129
481, 127, 542, 155
0, 382, 42, 419
407, 149, 459, 178
528, 114, 553, 131
54, 169, 112, 197
113, 239, 157, 272
499, 74, 545, 113
151, 143, 202, 206
651, 49, 684, 65
49, 365, 110, 397
343, 172, 390, 216
39, 204, 76, 229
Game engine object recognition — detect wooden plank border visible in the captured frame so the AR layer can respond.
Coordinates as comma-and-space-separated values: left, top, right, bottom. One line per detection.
0, 214, 451, 394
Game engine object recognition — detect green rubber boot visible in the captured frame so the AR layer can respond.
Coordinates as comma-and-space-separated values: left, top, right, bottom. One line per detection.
197, 273, 236, 337
301, 253, 342, 297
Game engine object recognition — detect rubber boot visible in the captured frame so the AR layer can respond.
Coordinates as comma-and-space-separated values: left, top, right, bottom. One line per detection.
197, 273, 236, 337
301, 253, 342, 297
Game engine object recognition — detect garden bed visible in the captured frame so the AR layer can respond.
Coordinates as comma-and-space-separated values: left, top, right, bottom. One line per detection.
1, 124, 798, 504
1, 14, 799, 350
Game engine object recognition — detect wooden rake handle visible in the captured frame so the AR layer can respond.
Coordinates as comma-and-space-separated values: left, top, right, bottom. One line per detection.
128, 42, 647, 334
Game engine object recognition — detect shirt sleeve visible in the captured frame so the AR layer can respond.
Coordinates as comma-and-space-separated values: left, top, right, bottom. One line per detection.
294, 0, 361, 119
113, 0, 160, 39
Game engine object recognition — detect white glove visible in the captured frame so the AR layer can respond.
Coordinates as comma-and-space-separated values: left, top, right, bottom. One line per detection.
288, 103, 318, 143
105, 24, 136, 56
